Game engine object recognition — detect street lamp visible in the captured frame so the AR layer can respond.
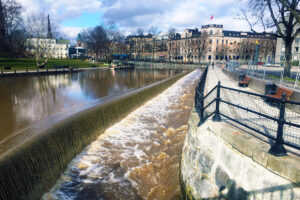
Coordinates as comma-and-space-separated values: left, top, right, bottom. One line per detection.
254, 40, 260, 64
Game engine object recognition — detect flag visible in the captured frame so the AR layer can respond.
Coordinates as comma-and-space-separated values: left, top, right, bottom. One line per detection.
210, 15, 214, 20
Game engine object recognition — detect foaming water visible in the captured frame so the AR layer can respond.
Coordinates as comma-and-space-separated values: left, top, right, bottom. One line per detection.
43, 69, 201, 200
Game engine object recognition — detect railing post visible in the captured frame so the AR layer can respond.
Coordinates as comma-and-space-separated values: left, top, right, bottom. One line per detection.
212, 81, 222, 122
269, 93, 287, 156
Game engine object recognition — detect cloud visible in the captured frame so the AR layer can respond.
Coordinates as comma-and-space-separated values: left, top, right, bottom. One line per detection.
18, 0, 252, 39
18, 0, 102, 22
100, 0, 248, 34
61, 26, 84, 41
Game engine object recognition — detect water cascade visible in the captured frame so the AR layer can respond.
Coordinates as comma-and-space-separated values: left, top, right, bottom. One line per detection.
0, 71, 191, 200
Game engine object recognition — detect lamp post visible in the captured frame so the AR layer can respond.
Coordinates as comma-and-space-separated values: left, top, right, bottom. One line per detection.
254, 40, 260, 64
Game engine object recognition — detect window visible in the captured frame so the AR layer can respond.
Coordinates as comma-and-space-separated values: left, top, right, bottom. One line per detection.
217, 39, 219, 44
208, 55, 211, 60
226, 40, 228, 44
222, 40, 224, 44
295, 47, 299, 52
210, 30, 213, 35
281, 47, 285, 52
295, 38, 300, 44
209, 39, 212, 44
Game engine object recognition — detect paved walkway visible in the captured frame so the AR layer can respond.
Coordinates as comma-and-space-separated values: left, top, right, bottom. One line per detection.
203, 66, 300, 154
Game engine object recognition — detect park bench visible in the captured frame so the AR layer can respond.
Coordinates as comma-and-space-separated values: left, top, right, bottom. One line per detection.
266, 87, 293, 101
239, 76, 251, 87
4, 66, 11, 70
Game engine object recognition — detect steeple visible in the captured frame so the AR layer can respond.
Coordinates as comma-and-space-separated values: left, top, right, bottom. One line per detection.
47, 14, 53, 38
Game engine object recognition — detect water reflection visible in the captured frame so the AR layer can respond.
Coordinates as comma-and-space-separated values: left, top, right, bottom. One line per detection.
0, 68, 185, 142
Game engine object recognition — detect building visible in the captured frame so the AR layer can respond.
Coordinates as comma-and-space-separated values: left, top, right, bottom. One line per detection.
126, 24, 277, 63
69, 34, 88, 58
26, 15, 70, 59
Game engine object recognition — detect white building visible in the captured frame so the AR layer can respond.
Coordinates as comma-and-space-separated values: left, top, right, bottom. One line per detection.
26, 38, 70, 59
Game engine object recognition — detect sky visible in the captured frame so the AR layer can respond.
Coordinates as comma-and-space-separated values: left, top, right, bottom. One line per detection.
18, 0, 251, 42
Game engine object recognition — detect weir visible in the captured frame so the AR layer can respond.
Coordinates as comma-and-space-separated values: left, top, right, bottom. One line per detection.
0, 70, 191, 200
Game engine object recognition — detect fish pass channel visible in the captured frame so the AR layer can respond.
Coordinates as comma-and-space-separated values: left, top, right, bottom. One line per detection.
42, 69, 201, 200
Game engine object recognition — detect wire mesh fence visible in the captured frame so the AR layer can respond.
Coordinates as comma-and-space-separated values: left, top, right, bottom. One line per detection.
224, 54, 300, 91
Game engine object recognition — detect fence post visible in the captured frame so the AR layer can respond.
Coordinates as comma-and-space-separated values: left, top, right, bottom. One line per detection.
269, 93, 287, 156
212, 81, 221, 122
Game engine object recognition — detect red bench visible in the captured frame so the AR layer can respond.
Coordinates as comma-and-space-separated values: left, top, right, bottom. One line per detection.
267, 87, 293, 100
239, 76, 251, 87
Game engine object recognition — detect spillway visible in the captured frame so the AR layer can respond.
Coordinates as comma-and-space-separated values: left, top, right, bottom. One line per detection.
43, 69, 201, 200
0, 68, 198, 200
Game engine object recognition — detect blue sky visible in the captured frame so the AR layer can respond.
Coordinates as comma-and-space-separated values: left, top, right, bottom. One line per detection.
61, 12, 103, 28
18, 0, 252, 40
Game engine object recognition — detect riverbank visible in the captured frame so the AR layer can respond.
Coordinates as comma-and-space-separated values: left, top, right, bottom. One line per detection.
0, 58, 108, 71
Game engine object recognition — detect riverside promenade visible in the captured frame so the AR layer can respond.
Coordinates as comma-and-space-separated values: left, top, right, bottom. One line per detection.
205, 66, 300, 154
180, 66, 300, 200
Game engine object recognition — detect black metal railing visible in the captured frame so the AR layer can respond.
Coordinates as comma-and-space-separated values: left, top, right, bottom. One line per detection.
195, 69, 300, 156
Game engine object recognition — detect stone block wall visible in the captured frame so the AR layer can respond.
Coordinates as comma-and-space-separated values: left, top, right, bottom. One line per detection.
180, 111, 300, 200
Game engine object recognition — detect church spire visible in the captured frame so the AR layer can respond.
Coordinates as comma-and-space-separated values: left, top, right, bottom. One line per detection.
47, 14, 52, 38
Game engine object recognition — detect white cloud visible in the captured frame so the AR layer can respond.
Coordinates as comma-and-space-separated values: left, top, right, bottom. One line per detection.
17, 0, 254, 39
61, 26, 83, 40
18, 0, 102, 22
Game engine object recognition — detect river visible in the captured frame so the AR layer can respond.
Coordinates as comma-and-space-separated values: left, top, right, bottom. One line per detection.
0, 68, 185, 143
43, 69, 201, 200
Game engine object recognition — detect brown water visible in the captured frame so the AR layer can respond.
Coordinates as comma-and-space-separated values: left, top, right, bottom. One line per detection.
43, 69, 201, 200
0, 68, 185, 143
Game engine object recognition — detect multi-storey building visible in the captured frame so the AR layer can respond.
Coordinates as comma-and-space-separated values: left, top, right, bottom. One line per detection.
126, 24, 277, 63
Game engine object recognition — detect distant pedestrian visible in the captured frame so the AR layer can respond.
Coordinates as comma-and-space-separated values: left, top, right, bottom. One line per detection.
212, 62, 215, 69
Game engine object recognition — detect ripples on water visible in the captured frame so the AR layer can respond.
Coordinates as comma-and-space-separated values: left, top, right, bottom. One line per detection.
43, 69, 201, 200
0, 68, 184, 142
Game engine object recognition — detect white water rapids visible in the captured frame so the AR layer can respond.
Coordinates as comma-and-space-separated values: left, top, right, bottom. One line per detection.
43, 69, 201, 200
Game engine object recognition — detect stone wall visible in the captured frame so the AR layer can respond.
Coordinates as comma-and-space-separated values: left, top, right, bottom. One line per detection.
180, 111, 300, 200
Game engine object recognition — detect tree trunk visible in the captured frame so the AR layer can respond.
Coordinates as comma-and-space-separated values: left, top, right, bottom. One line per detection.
283, 40, 293, 77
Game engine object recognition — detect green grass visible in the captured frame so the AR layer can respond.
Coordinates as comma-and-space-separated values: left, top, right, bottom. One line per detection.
267, 75, 300, 83
0, 58, 109, 71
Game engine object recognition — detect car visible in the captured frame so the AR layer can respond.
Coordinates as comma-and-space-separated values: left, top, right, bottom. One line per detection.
257, 62, 264, 65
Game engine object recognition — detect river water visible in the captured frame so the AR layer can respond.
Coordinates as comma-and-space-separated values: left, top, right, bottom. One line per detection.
0, 68, 185, 143
43, 69, 201, 200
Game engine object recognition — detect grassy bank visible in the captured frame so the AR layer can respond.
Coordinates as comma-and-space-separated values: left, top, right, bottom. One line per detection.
0, 58, 109, 71
267, 75, 300, 83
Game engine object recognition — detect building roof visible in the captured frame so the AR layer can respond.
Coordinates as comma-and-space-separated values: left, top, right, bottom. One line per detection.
202, 24, 223, 28
56, 39, 70, 44
223, 30, 276, 39
77, 34, 82, 42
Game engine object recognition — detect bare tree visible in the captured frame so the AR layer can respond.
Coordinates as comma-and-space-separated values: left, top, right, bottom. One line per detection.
148, 26, 161, 61
241, 0, 300, 77
167, 27, 176, 62
0, 0, 25, 56
277, 0, 300, 24
26, 13, 61, 67
81, 25, 108, 61
103, 22, 124, 63
136, 27, 144, 36
195, 31, 209, 64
